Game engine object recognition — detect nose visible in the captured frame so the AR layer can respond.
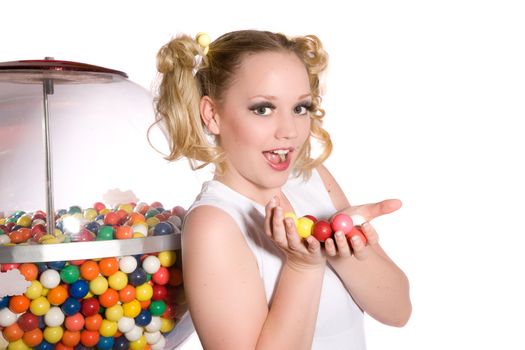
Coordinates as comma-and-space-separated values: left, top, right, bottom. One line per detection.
274, 112, 298, 139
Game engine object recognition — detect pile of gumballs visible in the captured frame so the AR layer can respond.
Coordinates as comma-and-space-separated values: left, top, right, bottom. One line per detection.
0, 202, 186, 350
286, 212, 368, 244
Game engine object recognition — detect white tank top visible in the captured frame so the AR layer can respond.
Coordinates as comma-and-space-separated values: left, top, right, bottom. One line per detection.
187, 169, 366, 349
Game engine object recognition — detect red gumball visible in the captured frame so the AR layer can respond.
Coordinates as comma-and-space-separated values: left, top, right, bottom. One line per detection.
312, 220, 333, 242
152, 285, 168, 301
152, 267, 170, 285
347, 226, 368, 245
330, 213, 354, 236
17, 312, 39, 332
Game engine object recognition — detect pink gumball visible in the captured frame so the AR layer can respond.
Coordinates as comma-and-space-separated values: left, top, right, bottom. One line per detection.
330, 213, 354, 236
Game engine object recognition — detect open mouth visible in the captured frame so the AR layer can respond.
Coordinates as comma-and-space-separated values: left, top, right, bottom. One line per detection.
262, 148, 293, 170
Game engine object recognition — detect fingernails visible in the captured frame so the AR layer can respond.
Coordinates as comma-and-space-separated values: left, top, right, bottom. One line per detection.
362, 222, 370, 232
351, 235, 362, 245
335, 231, 343, 239
270, 196, 277, 206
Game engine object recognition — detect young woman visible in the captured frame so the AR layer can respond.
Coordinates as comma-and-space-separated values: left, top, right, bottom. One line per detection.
154, 30, 411, 349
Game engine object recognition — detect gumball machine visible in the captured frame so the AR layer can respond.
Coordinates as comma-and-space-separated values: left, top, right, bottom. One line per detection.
0, 59, 193, 349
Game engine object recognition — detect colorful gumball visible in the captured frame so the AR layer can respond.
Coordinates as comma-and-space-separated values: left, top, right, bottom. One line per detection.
81, 298, 100, 317
22, 328, 44, 347
18, 263, 39, 281
40, 269, 61, 289
9, 295, 31, 313
2, 322, 24, 342
17, 312, 39, 332
29, 296, 51, 316
312, 220, 333, 242
69, 279, 89, 299
89, 276, 109, 295
347, 226, 368, 245
61, 297, 81, 316
117, 316, 135, 333
99, 257, 119, 277
61, 329, 81, 347
44, 306, 65, 327
80, 329, 100, 347
118, 256, 138, 274
108, 271, 128, 291
84, 313, 103, 331
113, 335, 130, 350
47, 285, 68, 305
296, 216, 315, 238
43, 326, 64, 344
151, 267, 169, 286
142, 256, 161, 274
330, 213, 354, 236
65, 312, 85, 331
97, 335, 115, 350
60, 265, 80, 284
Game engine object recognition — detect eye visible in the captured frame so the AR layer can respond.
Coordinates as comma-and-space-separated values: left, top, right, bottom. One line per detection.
249, 102, 275, 116
294, 102, 312, 116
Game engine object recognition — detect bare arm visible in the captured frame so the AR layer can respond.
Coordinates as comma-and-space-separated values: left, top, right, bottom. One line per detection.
183, 203, 325, 350
316, 165, 412, 327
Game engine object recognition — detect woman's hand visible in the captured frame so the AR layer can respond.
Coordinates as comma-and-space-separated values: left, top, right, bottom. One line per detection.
325, 199, 402, 260
264, 197, 325, 270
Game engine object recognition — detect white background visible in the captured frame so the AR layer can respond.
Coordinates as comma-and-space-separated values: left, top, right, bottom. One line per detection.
2, 0, 525, 349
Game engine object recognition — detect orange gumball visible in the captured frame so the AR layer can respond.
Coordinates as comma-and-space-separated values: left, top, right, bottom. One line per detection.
9, 295, 31, 313
139, 299, 151, 309
18, 263, 39, 281
99, 288, 119, 308
47, 285, 69, 305
115, 225, 133, 240
80, 330, 100, 347
127, 212, 145, 225
99, 257, 119, 277
55, 342, 74, 350
61, 330, 81, 347
80, 260, 100, 281
118, 284, 136, 303
3, 322, 24, 341
84, 313, 103, 331
23, 328, 44, 347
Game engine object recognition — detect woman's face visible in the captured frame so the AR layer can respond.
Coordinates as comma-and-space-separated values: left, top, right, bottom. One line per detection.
213, 51, 312, 196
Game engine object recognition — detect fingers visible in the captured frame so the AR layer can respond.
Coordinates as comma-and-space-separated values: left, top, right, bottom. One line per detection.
324, 231, 352, 258
353, 199, 402, 221
350, 234, 368, 260
264, 196, 280, 238
361, 222, 379, 245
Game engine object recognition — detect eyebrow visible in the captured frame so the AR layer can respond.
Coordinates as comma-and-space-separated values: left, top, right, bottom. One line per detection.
249, 93, 312, 100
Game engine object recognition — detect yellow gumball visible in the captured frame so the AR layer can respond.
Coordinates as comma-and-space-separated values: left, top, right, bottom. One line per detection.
160, 317, 175, 333
89, 276, 109, 295
24, 280, 43, 299
158, 251, 176, 267
43, 326, 63, 344
296, 217, 314, 238
99, 319, 118, 337
108, 271, 128, 291
118, 203, 134, 214
7, 339, 30, 350
122, 300, 142, 318
135, 283, 153, 301
284, 212, 298, 226
30, 296, 50, 316
105, 304, 124, 322
129, 335, 147, 350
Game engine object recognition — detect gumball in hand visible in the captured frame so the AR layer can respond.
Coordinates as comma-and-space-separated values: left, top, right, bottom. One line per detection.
312, 220, 332, 242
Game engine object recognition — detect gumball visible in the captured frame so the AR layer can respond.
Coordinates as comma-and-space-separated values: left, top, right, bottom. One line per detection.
0, 295, 10, 309
69, 280, 89, 299
135, 283, 153, 302
115, 225, 133, 240
128, 267, 147, 286
25, 280, 44, 299
105, 304, 124, 322
2, 322, 24, 341
118, 316, 135, 333
93, 202, 106, 212
84, 221, 100, 234
34, 339, 54, 350
99, 319, 118, 337
347, 226, 368, 245
18, 263, 38, 281
46, 261, 66, 270
81, 298, 100, 317
89, 276, 108, 295
99, 258, 119, 277
118, 284, 136, 303
9, 295, 31, 313
168, 267, 183, 286
68, 206, 82, 215
151, 335, 166, 350
47, 285, 68, 305
97, 335, 115, 350
103, 212, 120, 226
157, 251, 176, 267
61, 330, 81, 347
22, 328, 44, 347
148, 300, 166, 316
40, 269, 61, 289
144, 330, 161, 345
145, 209, 159, 219
84, 313, 102, 331
152, 222, 173, 236
134, 309, 152, 327
122, 300, 141, 318
30, 296, 51, 316
97, 226, 114, 240
18, 311, 39, 331
312, 220, 333, 242
64, 313, 85, 331
43, 326, 64, 344
5, 338, 31, 350
83, 208, 98, 221
60, 265, 80, 284
80, 330, 99, 347
296, 216, 315, 238
125, 325, 143, 341
0, 263, 18, 272
330, 213, 354, 236
160, 317, 175, 333
131, 223, 148, 237
68, 259, 86, 266
118, 256, 138, 274
113, 335, 130, 350
44, 306, 65, 327
139, 299, 151, 310
129, 335, 147, 350
61, 297, 81, 316
99, 288, 119, 308
108, 271, 128, 291
151, 285, 167, 301
0, 234, 10, 245
79, 260, 99, 281
151, 267, 169, 285
36, 263, 49, 274
142, 256, 161, 274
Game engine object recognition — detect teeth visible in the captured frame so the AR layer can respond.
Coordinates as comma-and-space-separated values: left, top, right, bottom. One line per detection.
272, 149, 289, 162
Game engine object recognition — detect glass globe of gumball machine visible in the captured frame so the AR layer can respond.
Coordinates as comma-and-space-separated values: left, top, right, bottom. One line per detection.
0, 59, 194, 349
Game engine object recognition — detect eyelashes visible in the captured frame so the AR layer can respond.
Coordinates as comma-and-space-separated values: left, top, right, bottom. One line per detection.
249, 101, 313, 116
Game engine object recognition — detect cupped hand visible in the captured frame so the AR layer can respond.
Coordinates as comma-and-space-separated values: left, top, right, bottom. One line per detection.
264, 197, 325, 270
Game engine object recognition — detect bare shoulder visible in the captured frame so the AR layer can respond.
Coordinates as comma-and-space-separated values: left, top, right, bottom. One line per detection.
315, 164, 350, 211
182, 205, 268, 349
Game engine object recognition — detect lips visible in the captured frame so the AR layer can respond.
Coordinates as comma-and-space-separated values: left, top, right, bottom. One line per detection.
262, 148, 294, 171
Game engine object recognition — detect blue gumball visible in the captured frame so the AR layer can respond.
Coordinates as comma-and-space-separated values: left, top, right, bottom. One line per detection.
97, 335, 114, 350
35, 340, 54, 350
61, 297, 81, 316
113, 335, 129, 350
134, 309, 152, 327
47, 260, 66, 270
0, 296, 10, 309
84, 221, 100, 234
153, 222, 174, 236
127, 267, 147, 286
69, 280, 89, 299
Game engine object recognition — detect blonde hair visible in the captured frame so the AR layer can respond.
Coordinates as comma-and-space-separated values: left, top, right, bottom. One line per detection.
153, 30, 332, 178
